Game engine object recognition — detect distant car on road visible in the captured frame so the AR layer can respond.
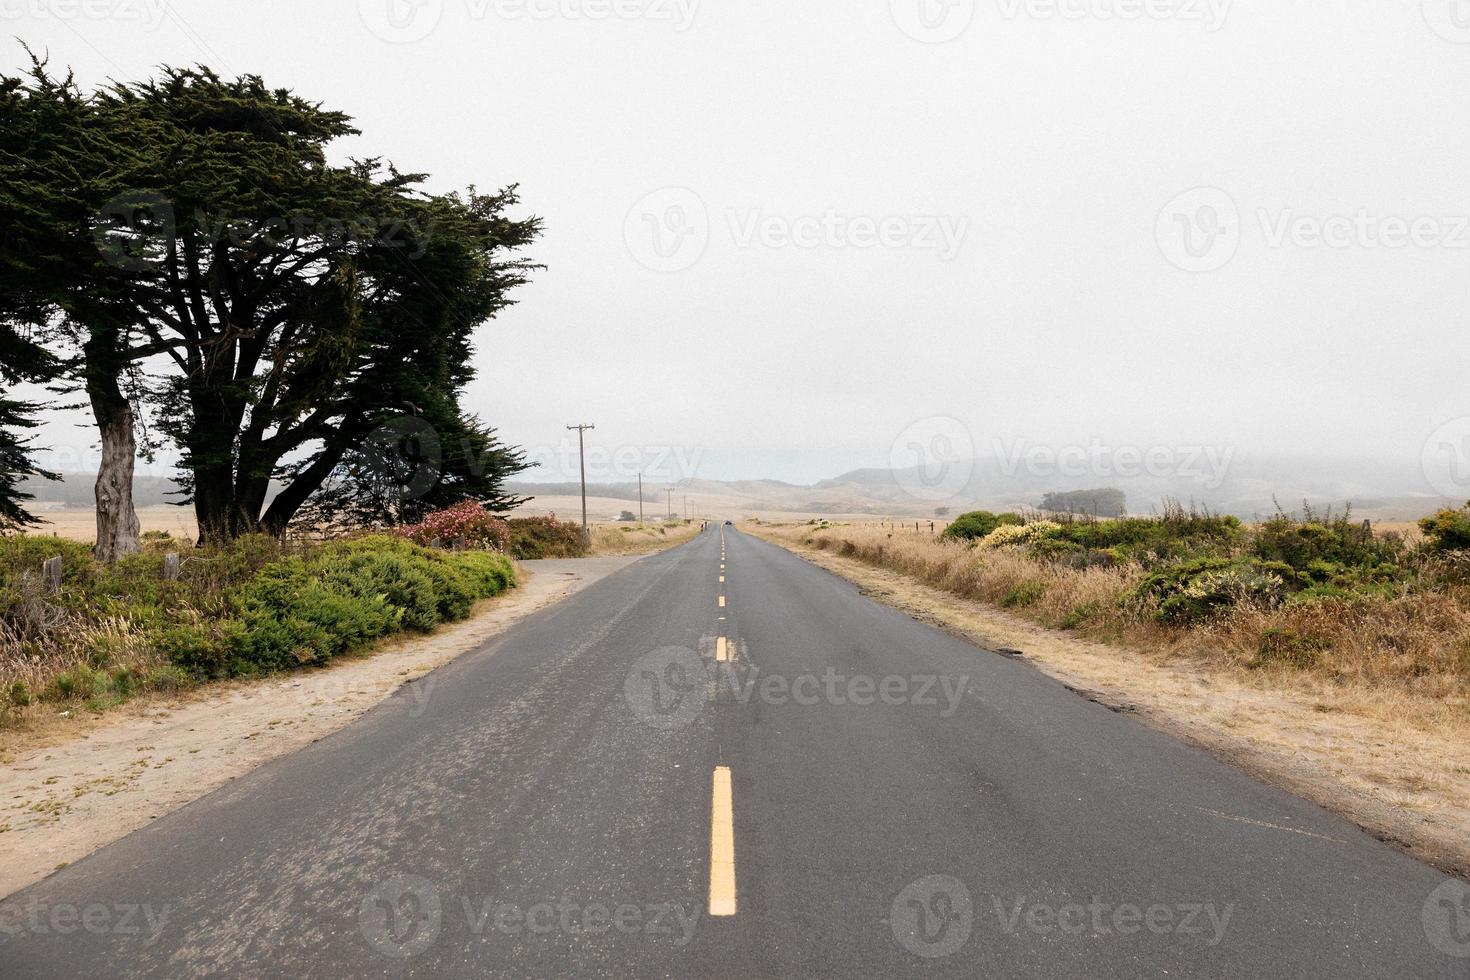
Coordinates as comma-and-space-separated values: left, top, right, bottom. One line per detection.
724, 520, 733, 525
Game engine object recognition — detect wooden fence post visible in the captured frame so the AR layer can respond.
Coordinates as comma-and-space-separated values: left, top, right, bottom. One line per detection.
42, 556, 61, 595
163, 553, 181, 581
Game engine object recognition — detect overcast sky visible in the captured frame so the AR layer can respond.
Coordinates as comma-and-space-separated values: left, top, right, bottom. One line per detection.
10, 1, 1470, 490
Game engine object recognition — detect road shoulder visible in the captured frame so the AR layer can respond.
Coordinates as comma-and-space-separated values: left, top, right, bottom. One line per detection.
0, 554, 642, 900
752, 528, 1470, 878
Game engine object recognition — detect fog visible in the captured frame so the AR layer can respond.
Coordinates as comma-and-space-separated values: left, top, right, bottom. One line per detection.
11, 1, 1470, 505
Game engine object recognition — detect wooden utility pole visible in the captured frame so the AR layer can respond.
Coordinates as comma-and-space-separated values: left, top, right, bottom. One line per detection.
566, 423, 595, 531
638, 472, 644, 524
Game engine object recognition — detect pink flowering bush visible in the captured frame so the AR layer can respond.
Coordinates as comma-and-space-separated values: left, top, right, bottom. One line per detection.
394, 501, 511, 552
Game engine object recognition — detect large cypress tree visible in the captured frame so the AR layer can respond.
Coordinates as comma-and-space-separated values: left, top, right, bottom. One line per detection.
1, 58, 539, 546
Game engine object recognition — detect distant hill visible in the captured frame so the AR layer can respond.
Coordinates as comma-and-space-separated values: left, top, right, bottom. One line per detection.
20, 473, 186, 509
21, 454, 1450, 525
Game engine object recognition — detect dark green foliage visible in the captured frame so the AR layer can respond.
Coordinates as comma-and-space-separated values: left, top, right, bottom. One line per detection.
1062, 603, 1100, 630
1002, 581, 1047, 608
1044, 505, 1240, 563
221, 536, 515, 676
0, 326, 60, 530
1128, 557, 1293, 625
1040, 488, 1126, 517
0, 56, 539, 542
941, 511, 1023, 542
507, 516, 591, 559
1, 534, 515, 692
1419, 505, 1470, 554
1252, 505, 1403, 570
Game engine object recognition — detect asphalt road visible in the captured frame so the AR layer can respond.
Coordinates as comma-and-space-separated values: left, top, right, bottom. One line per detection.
2, 526, 1467, 978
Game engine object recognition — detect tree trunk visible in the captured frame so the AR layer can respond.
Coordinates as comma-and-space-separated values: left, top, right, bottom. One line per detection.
191, 459, 234, 546
89, 379, 140, 562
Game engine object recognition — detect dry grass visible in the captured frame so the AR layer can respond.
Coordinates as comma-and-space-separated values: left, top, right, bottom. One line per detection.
34, 505, 197, 542
752, 521, 1470, 874
588, 520, 703, 556
767, 523, 1470, 703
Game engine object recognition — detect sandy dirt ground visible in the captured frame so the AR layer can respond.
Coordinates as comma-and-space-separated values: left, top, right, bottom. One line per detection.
751, 527, 1470, 878
0, 555, 642, 900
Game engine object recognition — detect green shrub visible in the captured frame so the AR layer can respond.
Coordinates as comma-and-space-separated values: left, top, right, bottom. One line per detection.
1002, 580, 1047, 608
151, 618, 247, 679
1046, 508, 1240, 563
0, 535, 96, 592
507, 516, 590, 559
1, 533, 518, 694
941, 511, 1023, 542
1252, 508, 1403, 571
1129, 557, 1292, 625
1062, 603, 1099, 630
1420, 505, 1470, 554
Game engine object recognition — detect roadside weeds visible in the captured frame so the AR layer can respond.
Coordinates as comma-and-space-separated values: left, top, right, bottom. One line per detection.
750, 524, 1470, 878
0, 556, 638, 900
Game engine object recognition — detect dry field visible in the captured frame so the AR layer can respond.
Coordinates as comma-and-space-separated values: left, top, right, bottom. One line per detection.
588, 520, 703, 556
34, 505, 198, 542
751, 520, 1470, 875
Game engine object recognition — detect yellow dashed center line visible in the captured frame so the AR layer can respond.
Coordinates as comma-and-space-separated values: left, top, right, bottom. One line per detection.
718, 596, 726, 608
716, 636, 728, 662
709, 766, 736, 916
719, 575, 725, 583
